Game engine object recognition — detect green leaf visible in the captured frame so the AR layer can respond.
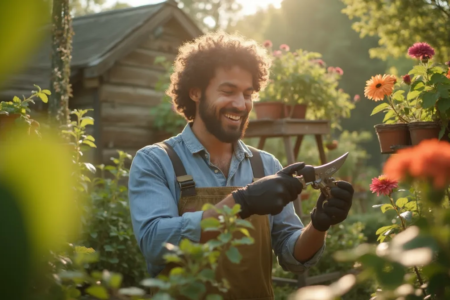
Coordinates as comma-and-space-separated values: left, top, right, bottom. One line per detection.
226, 246, 242, 264
182, 282, 206, 300
140, 278, 170, 289
104, 245, 114, 252
407, 90, 421, 100
218, 232, 232, 243
232, 237, 254, 246
376, 225, 395, 235
163, 254, 181, 263
201, 218, 221, 230
395, 197, 408, 208
206, 295, 223, 300
436, 85, 450, 98
239, 228, 250, 237
439, 126, 446, 139
381, 204, 394, 213
13, 96, 21, 103
235, 219, 254, 229
170, 267, 185, 276
404, 201, 417, 211
428, 66, 446, 74
437, 98, 450, 113
370, 103, 390, 116
429, 73, 450, 84
411, 81, 425, 92
206, 240, 223, 249
422, 91, 440, 109
392, 90, 405, 101
231, 204, 241, 216
37, 93, 48, 103
409, 65, 427, 76
86, 285, 108, 300
383, 110, 395, 122
179, 239, 192, 251
42, 89, 51, 95
84, 135, 95, 142
80, 117, 94, 128
119, 287, 145, 296
109, 273, 122, 289
199, 268, 215, 280
83, 140, 97, 148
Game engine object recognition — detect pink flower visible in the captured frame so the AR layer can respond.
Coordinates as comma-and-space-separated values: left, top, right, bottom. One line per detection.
402, 74, 411, 85
353, 94, 360, 102
279, 44, 290, 51
370, 175, 398, 196
273, 50, 282, 57
408, 42, 435, 60
446, 61, 450, 67
327, 67, 335, 73
335, 67, 344, 75
338, 88, 344, 93
263, 40, 272, 48
313, 59, 325, 67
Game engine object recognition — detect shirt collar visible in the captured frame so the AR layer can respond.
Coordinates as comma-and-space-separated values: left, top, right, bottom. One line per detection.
181, 123, 253, 160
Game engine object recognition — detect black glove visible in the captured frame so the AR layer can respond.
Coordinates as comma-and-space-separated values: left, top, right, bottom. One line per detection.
232, 163, 305, 219
310, 181, 354, 231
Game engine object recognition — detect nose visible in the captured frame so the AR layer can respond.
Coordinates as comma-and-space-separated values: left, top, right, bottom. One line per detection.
231, 93, 248, 112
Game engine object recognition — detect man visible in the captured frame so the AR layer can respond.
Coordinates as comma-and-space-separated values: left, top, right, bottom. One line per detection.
128, 32, 353, 299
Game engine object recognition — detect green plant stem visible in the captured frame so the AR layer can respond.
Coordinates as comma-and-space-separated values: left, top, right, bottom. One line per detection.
387, 97, 408, 123
389, 195, 426, 293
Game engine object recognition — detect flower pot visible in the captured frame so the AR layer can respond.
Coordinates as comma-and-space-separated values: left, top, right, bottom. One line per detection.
284, 104, 307, 119
374, 123, 411, 154
253, 102, 285, 120
408, 122, 441, 145
0, 113, 20, 130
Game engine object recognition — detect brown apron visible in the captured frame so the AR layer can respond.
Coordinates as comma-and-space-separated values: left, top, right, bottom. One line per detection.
158, 142, 274, 300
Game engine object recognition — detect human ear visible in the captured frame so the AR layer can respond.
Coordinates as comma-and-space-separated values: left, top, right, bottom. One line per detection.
189, 88, 201, 103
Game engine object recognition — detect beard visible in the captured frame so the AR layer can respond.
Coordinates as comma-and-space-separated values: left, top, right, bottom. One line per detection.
198, 94, 250, 143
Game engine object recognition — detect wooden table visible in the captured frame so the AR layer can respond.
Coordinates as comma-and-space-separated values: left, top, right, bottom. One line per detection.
245, 119, 330, 217
245, 118, 331, 288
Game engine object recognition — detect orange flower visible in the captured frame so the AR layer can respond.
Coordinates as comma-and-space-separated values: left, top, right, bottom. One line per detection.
383, 139, 450, 189
364, 75, 396, 101
446, 69, 450, 80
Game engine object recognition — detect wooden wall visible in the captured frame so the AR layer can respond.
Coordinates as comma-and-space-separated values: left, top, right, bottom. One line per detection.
99, 19, 188, 163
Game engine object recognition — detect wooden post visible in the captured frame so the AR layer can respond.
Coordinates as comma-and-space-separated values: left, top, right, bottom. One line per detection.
315, 134, 327, 164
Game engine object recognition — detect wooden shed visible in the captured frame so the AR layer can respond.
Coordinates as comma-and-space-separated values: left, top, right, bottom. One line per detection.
0, 0, 202, 163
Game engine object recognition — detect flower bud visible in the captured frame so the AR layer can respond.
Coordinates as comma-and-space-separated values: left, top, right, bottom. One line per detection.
402, 74, 411, 85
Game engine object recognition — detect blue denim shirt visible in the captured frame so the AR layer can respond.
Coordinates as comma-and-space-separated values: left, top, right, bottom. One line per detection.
128, 124, 325, 277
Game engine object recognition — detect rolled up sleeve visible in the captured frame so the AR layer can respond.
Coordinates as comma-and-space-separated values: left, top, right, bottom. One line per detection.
128, 148, 203, 277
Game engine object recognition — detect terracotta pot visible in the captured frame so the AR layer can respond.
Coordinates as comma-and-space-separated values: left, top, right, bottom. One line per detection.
284, 104, 307, 119
0, 113, 20, 130
374, 123, 411, 154
408, 122, 441, 145
300, 192, 310, 201
253, 102, 285, 120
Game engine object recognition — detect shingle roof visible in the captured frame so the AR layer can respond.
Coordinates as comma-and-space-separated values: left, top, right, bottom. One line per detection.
30, 2, 165, 68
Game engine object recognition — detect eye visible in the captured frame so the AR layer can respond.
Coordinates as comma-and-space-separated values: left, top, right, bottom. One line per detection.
222, 90, 233, 95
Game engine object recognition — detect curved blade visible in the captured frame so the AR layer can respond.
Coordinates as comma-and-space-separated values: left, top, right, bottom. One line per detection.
314, 152, 348, 180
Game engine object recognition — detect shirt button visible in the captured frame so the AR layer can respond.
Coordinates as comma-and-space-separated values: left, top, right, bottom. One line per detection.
214, 169, 219, 173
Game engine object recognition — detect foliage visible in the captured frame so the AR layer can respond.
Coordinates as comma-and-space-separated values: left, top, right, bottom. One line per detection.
341, 0, 450, 62
175, 0, 242, 32
370, 54, 450, 138
79, 150, 147, 287
144, 203, 255, 300
150, 56, 186, 136
61, 109, 97, 194
0, 85, 50, 136
259, 46, 354, 129
70, 0, 131, 16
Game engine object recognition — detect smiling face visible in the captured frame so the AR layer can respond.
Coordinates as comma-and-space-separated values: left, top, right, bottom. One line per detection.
197, 65, 254, 143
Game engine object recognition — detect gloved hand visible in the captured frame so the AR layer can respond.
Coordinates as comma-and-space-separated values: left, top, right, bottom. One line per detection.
310, 181, 354, 231
232, 163, 305, 219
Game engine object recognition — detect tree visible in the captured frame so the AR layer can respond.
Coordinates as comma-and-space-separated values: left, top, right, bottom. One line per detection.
175, 0, 242, 32
71, 0, 130, 16
49, 0, 72, 125
341, 0, 450, 62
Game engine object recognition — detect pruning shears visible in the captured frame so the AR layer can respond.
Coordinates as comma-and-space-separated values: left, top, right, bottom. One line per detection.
294, 152, 349, 207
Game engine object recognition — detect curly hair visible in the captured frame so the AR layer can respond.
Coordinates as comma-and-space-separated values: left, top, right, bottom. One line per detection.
167, 32, 271, 121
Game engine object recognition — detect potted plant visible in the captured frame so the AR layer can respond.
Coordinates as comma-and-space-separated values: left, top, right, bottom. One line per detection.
259, 41, 354, 127
0, 85, 50, 138
367, 42, 450, 152
150, 56, 186, 140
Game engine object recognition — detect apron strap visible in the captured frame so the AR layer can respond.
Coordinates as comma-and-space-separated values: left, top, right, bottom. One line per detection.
246, 146, 265, 182
157, 142, 196, 197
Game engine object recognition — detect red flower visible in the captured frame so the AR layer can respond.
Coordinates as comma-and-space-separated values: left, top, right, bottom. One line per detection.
273, 50, 282, 57
313, 59, 325, 67
335, 67, 344, 75
353, 94, 361, 102
383, 139, 450, 189
263, 40, 272, 48
408, 42, 435, 60
279, 44, 290, 51
402, 74, 411, 85
447, 69, 450, 80
370, 175, 398, 196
